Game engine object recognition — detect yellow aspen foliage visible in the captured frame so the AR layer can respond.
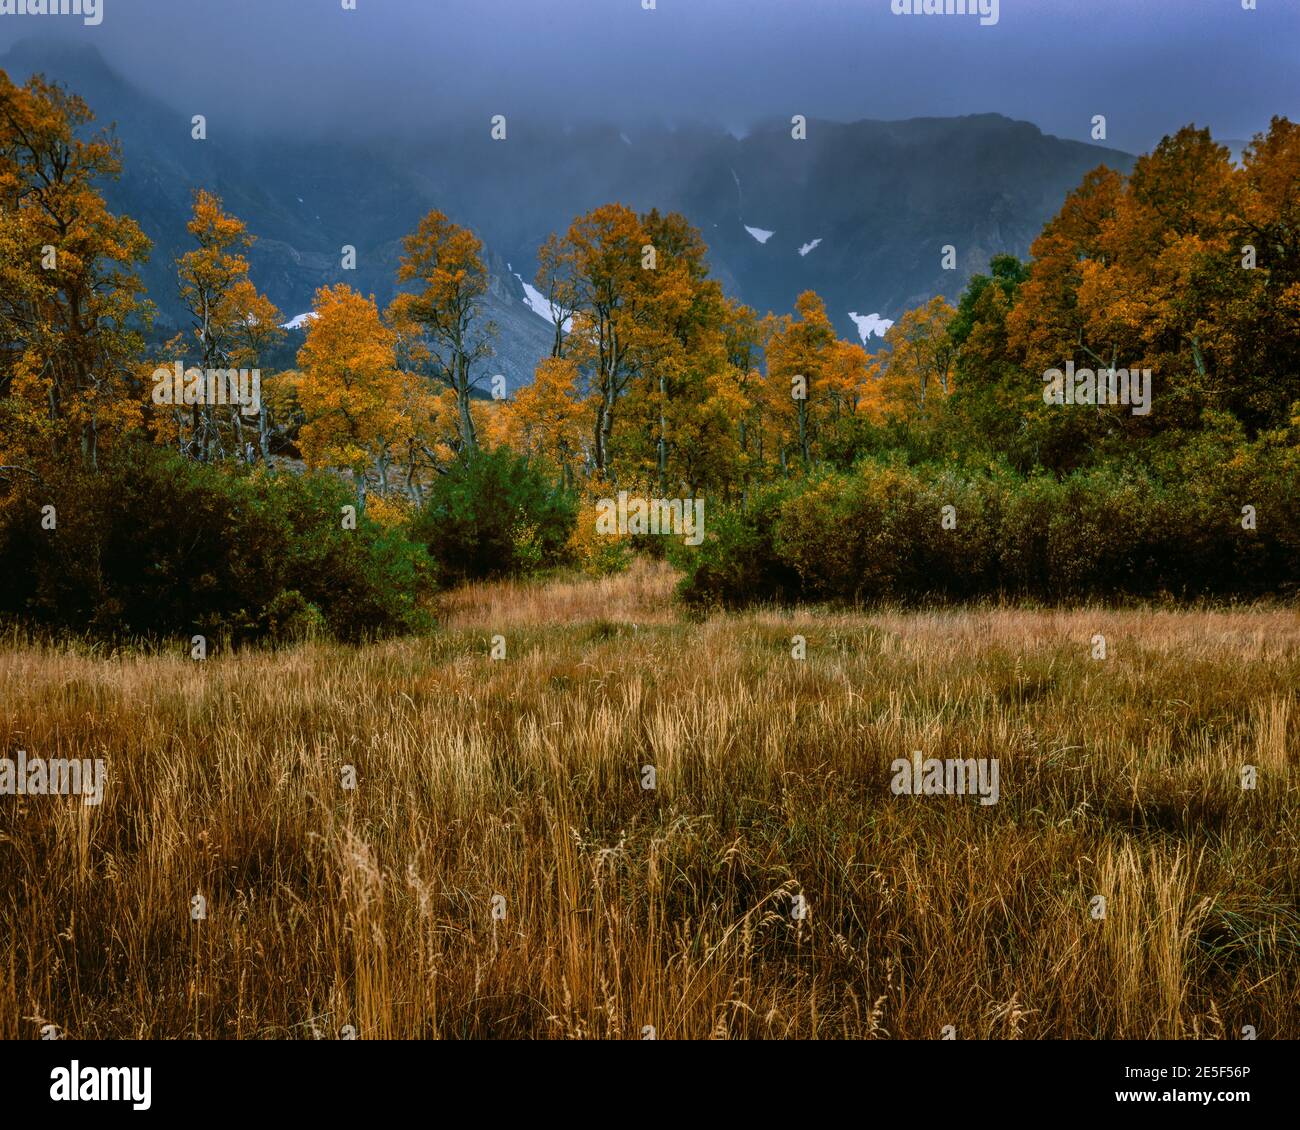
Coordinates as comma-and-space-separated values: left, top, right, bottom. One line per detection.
873, 296, 957, 422
0, 72, 152, 471
295, 284, 406, 506
501, 356, 588, 484
389, 210, 493, 452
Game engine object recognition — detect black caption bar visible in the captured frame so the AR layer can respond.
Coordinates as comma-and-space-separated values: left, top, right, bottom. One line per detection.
3, 1038, 1292, 1119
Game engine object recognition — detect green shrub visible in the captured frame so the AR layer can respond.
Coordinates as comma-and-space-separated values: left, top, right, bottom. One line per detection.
411, 447, 576, 583
674, 446, 1300, 608
669, 482, 801, 608
0, 444, 432, 643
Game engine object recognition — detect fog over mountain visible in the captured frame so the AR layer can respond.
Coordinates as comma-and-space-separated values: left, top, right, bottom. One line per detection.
1, 0, 1293, 152
1, 0, 1294, 386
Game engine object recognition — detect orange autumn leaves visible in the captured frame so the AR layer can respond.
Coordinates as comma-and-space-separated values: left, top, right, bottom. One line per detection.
294, 285, 403, 488
287, 200, 915, 499
7, 63, 1296, 508
1007, 119, 1300, 431
0, 72, 151, 470
164, 190, 285, 462
0, 67, 964, 502
293, 282, 468, 502
278, 203, 955, 498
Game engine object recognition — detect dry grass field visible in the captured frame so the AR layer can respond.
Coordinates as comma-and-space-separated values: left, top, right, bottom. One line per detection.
1, 562, 1297, 1039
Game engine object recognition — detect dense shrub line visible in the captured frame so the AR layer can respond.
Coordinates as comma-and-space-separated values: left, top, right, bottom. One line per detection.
0, 446, 431, 643
0, 445, 581, 644
3, 432, 1292, 638
673, 442, 1300, 608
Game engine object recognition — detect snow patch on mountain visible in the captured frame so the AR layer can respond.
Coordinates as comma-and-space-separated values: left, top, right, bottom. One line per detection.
512, 269, 572, 332
848, 311, 893, 342
281, 312, 318, 330
744, 225, 775, 244
798, 238, 823, 257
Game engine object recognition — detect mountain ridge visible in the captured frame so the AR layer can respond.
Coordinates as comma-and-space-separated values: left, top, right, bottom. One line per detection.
2, 38, 1138, 387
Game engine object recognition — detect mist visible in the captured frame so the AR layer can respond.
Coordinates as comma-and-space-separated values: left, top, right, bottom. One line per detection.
0, 0, 1296, 153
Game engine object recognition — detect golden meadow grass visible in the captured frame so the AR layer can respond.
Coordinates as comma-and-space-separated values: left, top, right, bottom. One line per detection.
1, 561, 1296, 1039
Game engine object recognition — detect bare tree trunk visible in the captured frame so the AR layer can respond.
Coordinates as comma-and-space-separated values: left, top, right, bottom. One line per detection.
657, 370, 667, 494
593, 401, 607, 475
405, 448, 423, 505
455, 353, 478, 450
601, 381, 617, 484
258, 407, 273, 469
232, 406, 246, 462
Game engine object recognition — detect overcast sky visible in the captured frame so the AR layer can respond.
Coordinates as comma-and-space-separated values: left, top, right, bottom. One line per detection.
1, 0, 1296, 153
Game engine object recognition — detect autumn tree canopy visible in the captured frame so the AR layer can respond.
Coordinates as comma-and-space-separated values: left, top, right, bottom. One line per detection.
2, 71, 1295, 526
389, 210, 495, 454
0, 72, 152, 472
